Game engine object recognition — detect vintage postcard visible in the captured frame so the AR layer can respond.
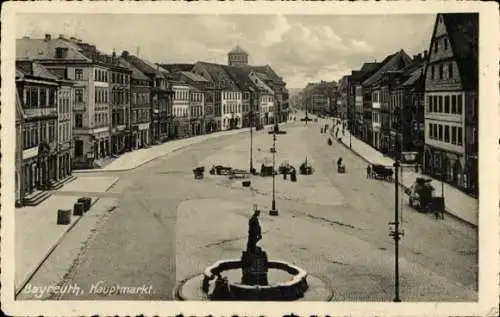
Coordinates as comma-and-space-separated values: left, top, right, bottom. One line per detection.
1, 1, 499, 316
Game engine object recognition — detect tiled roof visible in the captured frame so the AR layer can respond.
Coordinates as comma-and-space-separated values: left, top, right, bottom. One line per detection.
122, 53, 165, 78
360, 62, 380, 74
16, 61, 59, 81
402, 63, 426, 86
241, 64, 285, 85
362, 50, 412, 87
223, 66, 258, 92
441, 13, 478, 90
194, 61, 237, 88
158, 64, 194, 73
180, 71, 209, 82
229, 45, 248, 54
119, 57, 150, 81
16, 37, 90, 61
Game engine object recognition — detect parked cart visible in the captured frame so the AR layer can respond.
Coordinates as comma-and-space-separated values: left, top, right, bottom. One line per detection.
371, 164, 394, 181
193, 166, 205, 179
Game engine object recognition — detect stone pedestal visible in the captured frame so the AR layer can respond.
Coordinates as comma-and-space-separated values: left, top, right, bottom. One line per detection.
241, 247, 269, 286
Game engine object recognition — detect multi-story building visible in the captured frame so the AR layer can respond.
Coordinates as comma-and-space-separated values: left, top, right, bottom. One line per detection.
108, 52, 132, 155
172, 83, 191, 137
189, 86, 205, 135
362, 50, 412, 147
192, 61, 238, 131
120, 57, 152, 149
17, 34, 113, 168
120, 51, 172, 144
221, 88, 242, 130
15, 85, 24, 206
351, 63, 380, 139
248, 71, 275, 126
16, 62, 60, 205
423, 13, 478, 195
400, 56, 427, 161
337, 76, 350, 120
174, 71, 215, 133
223, 65, 261, 129
55, 77, 74, 181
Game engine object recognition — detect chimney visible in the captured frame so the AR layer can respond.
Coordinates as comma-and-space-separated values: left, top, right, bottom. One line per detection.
121, 50, 129, 58
44, 34, 51, 41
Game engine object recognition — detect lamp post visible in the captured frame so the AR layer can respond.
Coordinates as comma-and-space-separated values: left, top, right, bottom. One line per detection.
250, 109, 254, 173
390, 159, 402, 302
269, 130, 278, 216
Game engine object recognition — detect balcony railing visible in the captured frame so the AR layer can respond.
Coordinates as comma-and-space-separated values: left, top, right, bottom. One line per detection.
24, 107, 57, 118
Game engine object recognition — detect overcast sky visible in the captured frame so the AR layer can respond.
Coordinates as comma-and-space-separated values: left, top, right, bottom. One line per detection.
16, 14, 435, 88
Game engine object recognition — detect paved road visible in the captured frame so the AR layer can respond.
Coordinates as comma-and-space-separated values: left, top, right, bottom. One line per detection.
26, 121, 477, 301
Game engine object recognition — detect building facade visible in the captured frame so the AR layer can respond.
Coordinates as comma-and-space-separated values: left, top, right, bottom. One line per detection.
108, 54, 132, 155
189, 87, 205, 135
56, 79, 74, 181
172, 83, 191, 137
16, 63, 60, 204
423, 13, 478, 195
120, 57, 152, 149
221, 89, 242, 130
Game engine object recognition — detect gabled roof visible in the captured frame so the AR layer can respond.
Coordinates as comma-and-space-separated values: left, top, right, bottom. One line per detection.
362, 50, 412, 87
223, 66, 259, 92
193, 61, 237, 88
119, 57, 150, 81
403, 62, 426, 87
229, 45, 248, 55
241, 64, 285, 85
16, 61, 60, 81
16, 37, 90, 61
437, 13, 478, 90
180, 71, 209, 82
360, 62, 380, 74
122, 53, 165, 78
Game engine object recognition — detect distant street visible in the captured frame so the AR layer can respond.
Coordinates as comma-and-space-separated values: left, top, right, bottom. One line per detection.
23, 119, 477, 301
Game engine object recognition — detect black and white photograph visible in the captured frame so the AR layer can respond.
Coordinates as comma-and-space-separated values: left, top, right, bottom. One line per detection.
1, 2, 498, 316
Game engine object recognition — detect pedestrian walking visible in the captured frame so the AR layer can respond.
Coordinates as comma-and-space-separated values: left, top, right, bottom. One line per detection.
366, 164, 372, 178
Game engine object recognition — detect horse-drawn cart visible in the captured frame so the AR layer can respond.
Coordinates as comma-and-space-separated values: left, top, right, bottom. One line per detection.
193, 166, 205, 179
371, 164, 394, 181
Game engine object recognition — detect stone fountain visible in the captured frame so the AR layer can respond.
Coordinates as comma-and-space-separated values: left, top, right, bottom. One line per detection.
174, 208, 332, 301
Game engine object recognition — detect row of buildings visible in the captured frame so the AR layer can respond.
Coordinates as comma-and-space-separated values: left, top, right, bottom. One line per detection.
15, 36, 289, 206
306, 13, 478, 197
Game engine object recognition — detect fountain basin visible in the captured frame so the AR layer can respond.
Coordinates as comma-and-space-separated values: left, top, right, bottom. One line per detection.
175, 259, 332, 301
202, 259, 308, 300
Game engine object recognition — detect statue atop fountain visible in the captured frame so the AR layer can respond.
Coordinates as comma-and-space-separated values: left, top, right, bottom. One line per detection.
241, 207, 269, 285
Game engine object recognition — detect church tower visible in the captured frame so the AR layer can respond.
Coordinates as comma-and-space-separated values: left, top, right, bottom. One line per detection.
228, 45, 249, 67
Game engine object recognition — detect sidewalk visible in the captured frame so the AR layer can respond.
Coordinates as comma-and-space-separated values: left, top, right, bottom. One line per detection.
15, 176, 120, 294
75, 125, 280, 173
332, 128, 478, 227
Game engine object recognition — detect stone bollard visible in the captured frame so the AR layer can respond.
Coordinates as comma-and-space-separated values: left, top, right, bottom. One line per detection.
77, 197, 92, 212
57, 209, 72, 225
73, 202, 85, 216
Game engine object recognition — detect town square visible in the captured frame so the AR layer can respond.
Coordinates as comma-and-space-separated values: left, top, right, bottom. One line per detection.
2, 4, 498, 317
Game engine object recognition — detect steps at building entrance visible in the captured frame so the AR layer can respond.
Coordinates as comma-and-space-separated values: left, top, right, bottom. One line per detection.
23, 190, 51, 206
49, 175, 77, 190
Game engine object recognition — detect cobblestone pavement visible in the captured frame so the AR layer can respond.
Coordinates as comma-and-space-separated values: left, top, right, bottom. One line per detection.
23, 121, 477, 301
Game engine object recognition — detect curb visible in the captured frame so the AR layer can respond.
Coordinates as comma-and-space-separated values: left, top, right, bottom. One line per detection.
336, 135, 477, 228
73, 123, 285, 174
15, 177, 121, 298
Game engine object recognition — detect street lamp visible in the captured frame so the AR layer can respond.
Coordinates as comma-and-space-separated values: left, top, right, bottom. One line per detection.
249, 109, 254, 173
269, 130, 278, 216
390, 158, 402, 302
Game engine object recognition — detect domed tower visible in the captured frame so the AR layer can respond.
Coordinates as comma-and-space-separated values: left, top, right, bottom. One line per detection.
228, 45, 249, 67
